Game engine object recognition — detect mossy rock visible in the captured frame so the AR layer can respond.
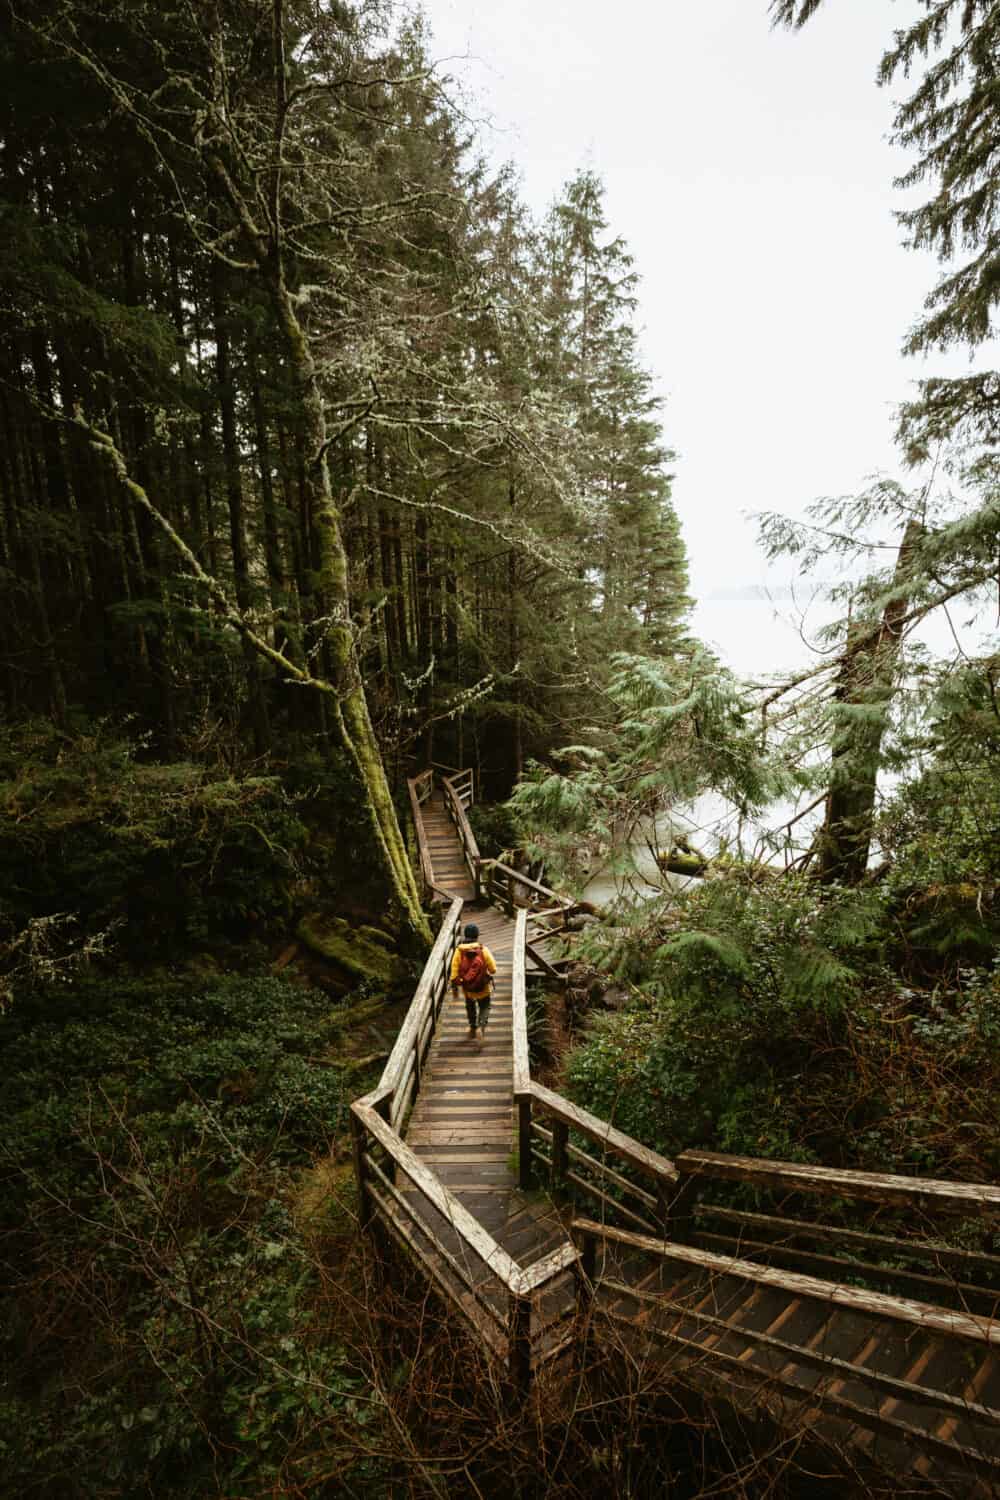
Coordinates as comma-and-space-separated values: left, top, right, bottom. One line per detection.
296, 913, 406, 989
356, 924, 394, 951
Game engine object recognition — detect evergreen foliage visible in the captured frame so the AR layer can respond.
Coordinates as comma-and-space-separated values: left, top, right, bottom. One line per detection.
772, 0, 1000, 458
0, 4, 689, 811
0, 971, 387, 1496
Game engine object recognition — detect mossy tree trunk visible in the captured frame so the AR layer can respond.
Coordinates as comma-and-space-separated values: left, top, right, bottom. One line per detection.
817, 519, 923, 886
262, 275, 430, 948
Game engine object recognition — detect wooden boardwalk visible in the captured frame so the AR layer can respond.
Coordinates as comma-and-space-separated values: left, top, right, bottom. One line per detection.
352, 768, 1000, 1496
402, 792, 567, 1273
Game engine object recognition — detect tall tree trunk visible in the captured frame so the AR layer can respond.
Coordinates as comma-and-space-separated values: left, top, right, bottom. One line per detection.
817, 519, 923, 885
265, 283, 430, 944
211, 262, 270, 756
248, 345, 291, 658
508, 479, 523, 780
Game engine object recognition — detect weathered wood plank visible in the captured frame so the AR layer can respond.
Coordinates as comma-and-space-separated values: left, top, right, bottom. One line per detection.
365, 1156, 508, 1329
517, 1242, 581, 1294
411, 1127, 512, 1138
601, 1306, 1000, 1482
695, 1206, 1000, 1280
408, 774, 438, 893
678, 1150, 1000, 1215
367, 1182, 507, 1359
354, 1101, 522, 1287
376, 897, 463, 1101
529, 1081, 677, 1186
566, 1141, 660, 1212
694, 1228, 1000, 1311
573, 1219, 1000, 1348
565, 1171, 658, 1234
512, 909, 529, 1095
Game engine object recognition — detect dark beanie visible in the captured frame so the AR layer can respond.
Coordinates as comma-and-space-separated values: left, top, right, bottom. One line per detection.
463, 922, 479, 940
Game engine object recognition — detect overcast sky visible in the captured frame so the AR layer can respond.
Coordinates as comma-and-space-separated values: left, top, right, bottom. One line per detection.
417, 0, 990, 670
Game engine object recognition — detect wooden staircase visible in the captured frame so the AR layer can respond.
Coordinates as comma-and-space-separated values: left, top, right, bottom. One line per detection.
350, 765, 1000, 1495
402, 892, 569, 1280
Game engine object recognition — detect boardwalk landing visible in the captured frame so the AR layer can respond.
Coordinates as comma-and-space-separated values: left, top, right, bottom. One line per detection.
401, 792, 567, 1275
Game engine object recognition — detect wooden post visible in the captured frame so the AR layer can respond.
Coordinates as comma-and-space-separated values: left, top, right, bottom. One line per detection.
574, 1226, 597, 1373
581, 1228, 596, 1287
504, 873, 515, 918
518, 1094, 533, 1190
374, 1092, 395, 1184
508, 1290, 532, 1392
663, 1168, 698, 1242
350, 1111, 374, 1231
474, 856, 481, 901
551, 1119, 568, 1192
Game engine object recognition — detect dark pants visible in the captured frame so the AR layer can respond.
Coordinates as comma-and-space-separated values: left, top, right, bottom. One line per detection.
464, 991, 491, 1029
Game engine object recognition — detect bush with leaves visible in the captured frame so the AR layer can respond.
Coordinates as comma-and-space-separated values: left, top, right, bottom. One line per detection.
0, 719, 310, 991
0, 970, 393, 1497
508, 650, 798, 890
565, 872, 883, 1159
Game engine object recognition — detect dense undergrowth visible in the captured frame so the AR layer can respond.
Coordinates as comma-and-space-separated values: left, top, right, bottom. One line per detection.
0, 718, 407, 1496
0, 718, 390, 999
561, 748, 1000, 1193
0, 970, 391, 1496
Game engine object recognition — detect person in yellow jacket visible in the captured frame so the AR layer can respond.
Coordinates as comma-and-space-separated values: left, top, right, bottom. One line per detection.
450, 922, 497, 1039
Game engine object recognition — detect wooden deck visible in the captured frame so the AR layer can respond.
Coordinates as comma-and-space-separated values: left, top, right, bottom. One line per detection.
351, 768, 1000, 1497
403, 792, 568, 1273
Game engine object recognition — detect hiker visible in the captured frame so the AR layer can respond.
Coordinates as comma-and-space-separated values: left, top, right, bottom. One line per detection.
450, 922, 497, 1039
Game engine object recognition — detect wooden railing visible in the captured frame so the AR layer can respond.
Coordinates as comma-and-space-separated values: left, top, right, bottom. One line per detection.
365, 760, 1000, 1429
568, 1213, 1000, 1485
440, 771, 480, 890
510, 909, 679, 1235
410, 764, 579, 933
406, 769, 451, 904
350, 892, 581, 1387
670, 1149, 1000, 1313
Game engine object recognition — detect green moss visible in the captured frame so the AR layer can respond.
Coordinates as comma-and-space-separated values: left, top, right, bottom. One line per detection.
296, 912, 405, 988
356, 923, 394, 951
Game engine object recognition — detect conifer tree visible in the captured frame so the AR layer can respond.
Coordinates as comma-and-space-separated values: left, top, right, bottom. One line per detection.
535, 171, 690, 655
772, 0, 1000, 459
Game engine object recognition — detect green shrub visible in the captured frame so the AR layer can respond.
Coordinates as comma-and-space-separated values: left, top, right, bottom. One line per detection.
467, 801, 519, 860
0, 720, 309, 982
0, 970, 388, 1497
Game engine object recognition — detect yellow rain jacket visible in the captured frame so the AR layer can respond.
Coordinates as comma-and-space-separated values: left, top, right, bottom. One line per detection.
450, 941, 497, 1000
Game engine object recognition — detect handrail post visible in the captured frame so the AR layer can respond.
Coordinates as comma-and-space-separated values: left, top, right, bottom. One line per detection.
518, 1094, 533, 1190
508, 1289, 532, 1391
573, 1225, 596, 1373
474, 855, 482, 901
373, 1091, 395, 1183
581, 1227, 597, 1287
350, 1110, 374, 1232
551, 1119, 568, 1193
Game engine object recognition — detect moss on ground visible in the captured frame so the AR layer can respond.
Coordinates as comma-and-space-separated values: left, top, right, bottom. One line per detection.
297, 912, 407, 989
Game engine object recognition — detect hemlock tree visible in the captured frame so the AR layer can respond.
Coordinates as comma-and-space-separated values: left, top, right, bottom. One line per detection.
535, 171, 690, 656
766, 0, 1000, 885
21, 0, 445, 944
2, 0, 693, 856
771, 0, 1000, 459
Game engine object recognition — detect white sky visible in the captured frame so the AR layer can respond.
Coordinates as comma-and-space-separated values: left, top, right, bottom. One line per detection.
418, 0, 993, 672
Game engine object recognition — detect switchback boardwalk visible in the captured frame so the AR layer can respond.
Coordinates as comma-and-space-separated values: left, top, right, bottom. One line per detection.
351, 766, 1000, 1495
